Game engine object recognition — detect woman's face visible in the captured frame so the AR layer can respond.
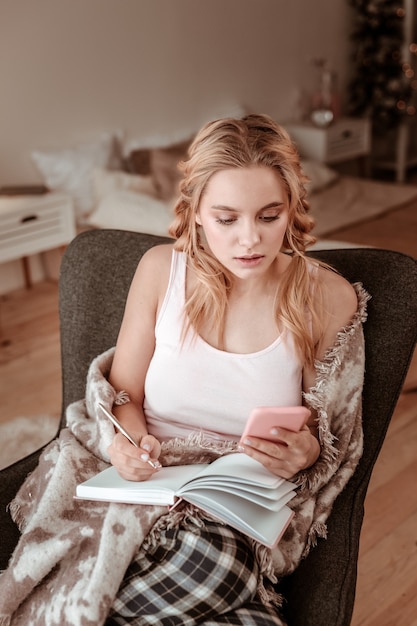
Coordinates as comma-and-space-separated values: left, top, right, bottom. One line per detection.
196, 166, 289, 280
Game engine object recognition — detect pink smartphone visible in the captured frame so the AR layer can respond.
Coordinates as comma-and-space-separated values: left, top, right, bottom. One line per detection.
241, 406, 311, 442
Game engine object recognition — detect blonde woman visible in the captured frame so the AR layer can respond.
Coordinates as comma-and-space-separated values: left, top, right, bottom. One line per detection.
106, 114, 363, 625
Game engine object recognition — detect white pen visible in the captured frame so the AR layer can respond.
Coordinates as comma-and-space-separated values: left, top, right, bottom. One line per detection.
98, 403, 161, 469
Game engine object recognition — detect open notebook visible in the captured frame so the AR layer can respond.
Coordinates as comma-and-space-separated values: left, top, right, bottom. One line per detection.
76, 453, 297, 548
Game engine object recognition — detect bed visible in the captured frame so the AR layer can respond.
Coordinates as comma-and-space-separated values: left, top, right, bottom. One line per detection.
30, 121, 417, 249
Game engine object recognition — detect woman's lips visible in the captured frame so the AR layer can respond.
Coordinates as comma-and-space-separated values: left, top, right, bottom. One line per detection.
234, 254, 264, 267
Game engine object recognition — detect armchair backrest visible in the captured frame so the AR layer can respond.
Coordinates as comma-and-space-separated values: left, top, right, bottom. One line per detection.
59, 230, 172, 415
59, 229, 417, 625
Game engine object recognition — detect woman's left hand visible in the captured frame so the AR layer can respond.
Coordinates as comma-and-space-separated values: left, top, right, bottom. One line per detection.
238, 424, 320, 479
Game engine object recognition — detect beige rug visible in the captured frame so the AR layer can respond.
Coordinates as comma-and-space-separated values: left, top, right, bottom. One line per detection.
310, 176, 417, 237
0, 415, 59, 470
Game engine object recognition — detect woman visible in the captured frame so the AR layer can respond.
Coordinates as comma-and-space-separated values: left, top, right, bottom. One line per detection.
105, 114, 360, 625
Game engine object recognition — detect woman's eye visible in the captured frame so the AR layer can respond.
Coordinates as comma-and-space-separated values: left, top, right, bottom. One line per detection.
214, 213, 280, 225
260, 214, 280, 223
216, 217, 236, 225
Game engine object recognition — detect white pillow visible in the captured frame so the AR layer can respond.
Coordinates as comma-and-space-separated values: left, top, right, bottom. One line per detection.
301, 160, 339, 194
32, 135, 117, 221
87, 189, 173, 237
92, 168, 157, 203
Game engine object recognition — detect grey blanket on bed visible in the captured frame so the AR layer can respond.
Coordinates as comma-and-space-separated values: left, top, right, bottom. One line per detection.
0, 284, 369, 626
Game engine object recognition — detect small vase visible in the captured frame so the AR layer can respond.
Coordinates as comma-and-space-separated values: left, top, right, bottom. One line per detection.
311, 62, 340, 127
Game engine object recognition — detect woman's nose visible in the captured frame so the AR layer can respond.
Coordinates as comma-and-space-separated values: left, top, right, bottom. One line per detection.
238, 221, 261, 248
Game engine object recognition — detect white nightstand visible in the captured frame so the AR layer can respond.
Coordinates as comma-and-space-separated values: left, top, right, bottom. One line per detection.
285, 117, 371, 167
0, 191, 76, 287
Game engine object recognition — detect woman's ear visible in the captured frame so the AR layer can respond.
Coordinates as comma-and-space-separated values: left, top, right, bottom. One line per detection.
196, 212, 202, 226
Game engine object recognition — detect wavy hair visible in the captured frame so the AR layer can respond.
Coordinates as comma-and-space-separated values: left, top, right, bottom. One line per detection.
169, 113, 325, 366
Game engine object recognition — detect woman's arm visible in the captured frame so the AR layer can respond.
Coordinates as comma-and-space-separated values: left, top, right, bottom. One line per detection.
240, 269, 359, 479
107, 244, 173, 480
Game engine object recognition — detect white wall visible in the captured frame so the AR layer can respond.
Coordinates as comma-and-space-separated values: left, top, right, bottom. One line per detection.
0, 0, 352, 183
0, 0, 352, 291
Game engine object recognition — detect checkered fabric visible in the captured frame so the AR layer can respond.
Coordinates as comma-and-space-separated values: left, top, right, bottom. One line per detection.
106, 520, 284, 625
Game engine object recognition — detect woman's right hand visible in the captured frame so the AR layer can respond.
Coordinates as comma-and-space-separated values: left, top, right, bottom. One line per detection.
108, 432, 162, 481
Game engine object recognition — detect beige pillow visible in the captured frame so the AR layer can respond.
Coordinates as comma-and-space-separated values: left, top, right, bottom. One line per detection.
150, 139, 192, 201
92, 168, 157, 204
125, 149, 152, 176
87, 189, 173, 237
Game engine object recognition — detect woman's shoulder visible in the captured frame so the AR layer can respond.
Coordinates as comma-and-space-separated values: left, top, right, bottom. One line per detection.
316, 261, 356, 295
136, 243, 175, 278
130, 244, 175, 297
140, 243, 175, 266
316, 261, 358, 327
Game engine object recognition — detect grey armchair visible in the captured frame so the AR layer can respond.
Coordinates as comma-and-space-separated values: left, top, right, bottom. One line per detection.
1, 229, 416, 626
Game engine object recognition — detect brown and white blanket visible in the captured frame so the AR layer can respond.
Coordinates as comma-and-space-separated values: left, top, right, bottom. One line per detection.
0, 284, 369, 626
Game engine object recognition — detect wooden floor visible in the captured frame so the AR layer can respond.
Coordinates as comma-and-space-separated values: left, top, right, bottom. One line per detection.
0, 280, 61, 424
0, 199, 416, 624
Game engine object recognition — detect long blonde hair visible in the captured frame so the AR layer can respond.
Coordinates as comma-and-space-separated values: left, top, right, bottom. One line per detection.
169, 113, 325, 367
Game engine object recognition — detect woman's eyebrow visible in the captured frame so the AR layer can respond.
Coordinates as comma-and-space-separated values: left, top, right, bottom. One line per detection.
211, 201, 285, 212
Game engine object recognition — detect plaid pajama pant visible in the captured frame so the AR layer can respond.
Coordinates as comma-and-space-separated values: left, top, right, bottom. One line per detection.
106, 520, 285, 626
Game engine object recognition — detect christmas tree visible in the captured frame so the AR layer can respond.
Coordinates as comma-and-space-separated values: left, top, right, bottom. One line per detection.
348, 0, 416, 133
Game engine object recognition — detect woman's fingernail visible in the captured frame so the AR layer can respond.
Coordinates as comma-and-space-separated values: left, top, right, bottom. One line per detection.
142, 443, 151, 452
141, 453, 149, 462
243, 438, 252, 446
271, 428, 279, 435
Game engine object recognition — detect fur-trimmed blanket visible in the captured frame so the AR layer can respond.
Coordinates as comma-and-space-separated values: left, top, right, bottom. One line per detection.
0, 284, 369, 626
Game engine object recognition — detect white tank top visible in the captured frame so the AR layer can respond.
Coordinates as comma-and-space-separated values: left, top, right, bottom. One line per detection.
144, 250, 302, 442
